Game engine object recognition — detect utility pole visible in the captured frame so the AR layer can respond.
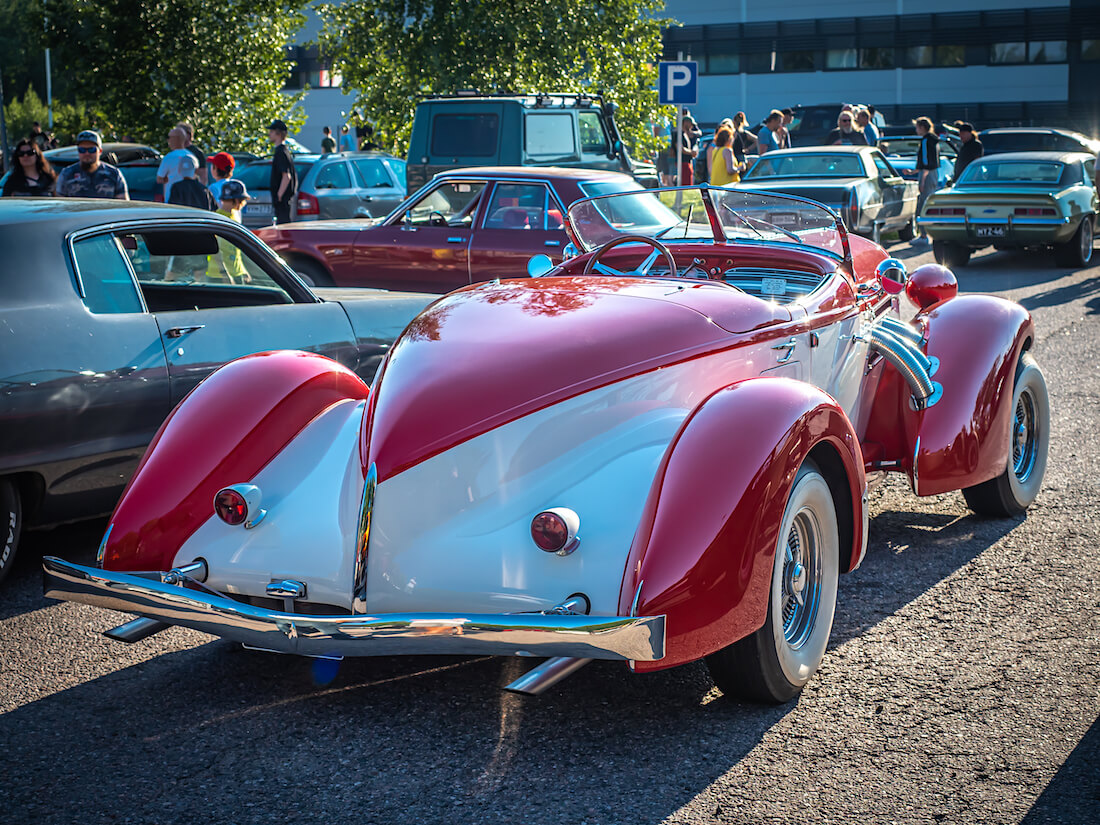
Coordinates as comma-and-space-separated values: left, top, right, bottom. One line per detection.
44, 3, 53, 128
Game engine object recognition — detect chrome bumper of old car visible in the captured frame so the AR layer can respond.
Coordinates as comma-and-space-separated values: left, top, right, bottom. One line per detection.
42, 557, 665, 662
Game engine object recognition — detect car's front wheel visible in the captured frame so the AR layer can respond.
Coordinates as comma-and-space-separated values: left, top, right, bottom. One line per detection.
291, 257, 334, 288
1054, 216, 1094, 268
0, 479, 23, 586
897, 216, 917, 243
963, 353, 1049, 517
933, 240, 971, 268
706, 459, 840, 703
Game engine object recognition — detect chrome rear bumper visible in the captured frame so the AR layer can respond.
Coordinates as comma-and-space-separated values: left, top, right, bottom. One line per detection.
42, 557, 665, 662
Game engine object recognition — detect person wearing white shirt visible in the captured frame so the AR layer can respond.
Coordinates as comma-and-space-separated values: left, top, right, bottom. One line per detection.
156, 128, 199, 202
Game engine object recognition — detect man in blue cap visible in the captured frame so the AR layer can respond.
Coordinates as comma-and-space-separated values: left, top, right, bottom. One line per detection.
56, 130, 129, 199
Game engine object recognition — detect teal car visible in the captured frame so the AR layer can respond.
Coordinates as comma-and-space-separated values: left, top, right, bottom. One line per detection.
918, 151, 1097, 268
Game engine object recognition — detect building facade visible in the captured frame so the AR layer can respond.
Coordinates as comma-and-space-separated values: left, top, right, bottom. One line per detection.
661, 0, 1100, 134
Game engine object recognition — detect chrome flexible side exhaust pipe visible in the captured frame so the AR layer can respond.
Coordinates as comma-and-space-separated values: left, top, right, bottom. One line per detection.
867, 325, 941, 410
880, 315, 926, 349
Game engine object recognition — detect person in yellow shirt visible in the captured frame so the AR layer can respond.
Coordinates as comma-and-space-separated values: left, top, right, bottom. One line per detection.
709, 128, 743, 186
207, 179, 252, 284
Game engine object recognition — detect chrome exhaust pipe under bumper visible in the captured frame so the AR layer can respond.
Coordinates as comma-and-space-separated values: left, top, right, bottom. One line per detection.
505, 656, 593, 695
43, 557, 665, 663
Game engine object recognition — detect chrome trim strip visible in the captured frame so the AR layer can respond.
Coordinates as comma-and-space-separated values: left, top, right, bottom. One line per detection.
352, 463, 377, 614
43, 557, 666, 662
917, 217, 1067, 226
95, 523, 113, 567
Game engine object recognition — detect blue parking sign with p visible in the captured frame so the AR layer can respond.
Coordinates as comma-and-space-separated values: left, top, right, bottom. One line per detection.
658, 61, 698, 106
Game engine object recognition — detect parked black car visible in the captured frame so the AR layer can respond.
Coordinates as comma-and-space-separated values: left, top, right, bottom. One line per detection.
44, 142, 161, 169
0, 198, 431, 583
978, 127, 1100, 156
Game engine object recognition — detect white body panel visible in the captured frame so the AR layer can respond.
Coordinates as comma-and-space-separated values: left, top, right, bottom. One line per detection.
173, 399, 367, 609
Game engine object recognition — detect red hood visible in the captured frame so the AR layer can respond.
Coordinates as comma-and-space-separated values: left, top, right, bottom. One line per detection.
364, 276, 790, 482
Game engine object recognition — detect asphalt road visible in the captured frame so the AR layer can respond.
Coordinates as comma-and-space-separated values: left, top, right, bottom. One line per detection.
2, 240, 1098, 825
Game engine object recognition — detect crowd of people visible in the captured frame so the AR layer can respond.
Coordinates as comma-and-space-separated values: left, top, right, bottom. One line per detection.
656, 103, 991, 242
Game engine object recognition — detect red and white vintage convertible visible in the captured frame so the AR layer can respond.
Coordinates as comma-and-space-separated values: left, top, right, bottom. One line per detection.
44, 186, 1049, 703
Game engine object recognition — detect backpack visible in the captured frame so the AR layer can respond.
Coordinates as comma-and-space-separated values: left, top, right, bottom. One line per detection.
169, 178, 218, 211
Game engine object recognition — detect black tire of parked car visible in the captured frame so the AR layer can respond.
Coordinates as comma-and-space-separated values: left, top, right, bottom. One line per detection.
1053, 215, 1094, 269
290, 257, 334, 288
0, 479, 23, 586
933, 240, 971, 268
706, 459, 840, 704
962, 353, 1049, 518
897, 217, 917, 243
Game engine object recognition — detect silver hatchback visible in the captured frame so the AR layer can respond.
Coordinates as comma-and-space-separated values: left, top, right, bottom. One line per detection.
237, 152, 407, 229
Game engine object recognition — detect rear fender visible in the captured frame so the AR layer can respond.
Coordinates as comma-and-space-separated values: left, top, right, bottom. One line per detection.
619, 378, 865, 672
100, 351, 369, 572
912, 295, 1033, 495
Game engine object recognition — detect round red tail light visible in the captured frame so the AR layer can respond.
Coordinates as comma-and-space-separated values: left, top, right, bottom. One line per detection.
214, 489, 248, 525
531, 508, 580, 555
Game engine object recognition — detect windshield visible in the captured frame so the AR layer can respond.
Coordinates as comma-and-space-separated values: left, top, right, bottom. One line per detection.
958, 160, 1066, 185
567, 187, 846, 260
743, 152, 865, 179
881, 138, 956, 159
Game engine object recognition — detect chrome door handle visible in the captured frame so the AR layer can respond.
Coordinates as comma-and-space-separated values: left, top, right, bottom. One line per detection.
165, 325, 206, 339
447, 236, 465, 243
857, 281, 883, 299
772, 338, 796, 363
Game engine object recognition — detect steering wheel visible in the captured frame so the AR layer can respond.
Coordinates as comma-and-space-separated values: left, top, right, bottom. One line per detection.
581, 234, 678, 278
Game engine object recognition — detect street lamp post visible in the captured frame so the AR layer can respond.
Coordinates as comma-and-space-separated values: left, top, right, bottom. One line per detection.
44, 4, 53, 129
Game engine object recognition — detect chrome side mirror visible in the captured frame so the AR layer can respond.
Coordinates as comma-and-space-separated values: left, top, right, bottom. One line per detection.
876, 257, 907, 285
526, 254, 555, 278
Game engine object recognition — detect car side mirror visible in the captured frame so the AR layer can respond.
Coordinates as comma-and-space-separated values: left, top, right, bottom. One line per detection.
526, 254, 555, 278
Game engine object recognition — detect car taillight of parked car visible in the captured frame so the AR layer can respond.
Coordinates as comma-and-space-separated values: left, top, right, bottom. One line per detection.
848, 191, 859, 227
1014, 207, 1057, 216
296, 193, 320, 216
925, 208, 965, 216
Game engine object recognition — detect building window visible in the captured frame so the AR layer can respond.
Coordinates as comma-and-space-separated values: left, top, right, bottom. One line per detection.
1083, 40, 1100, 61
935, 45, 965, 67
779, 50, 816, 71
745, 51, 775, 73
827, 49, 858, 69
860, 48, 895, 69
707, 47, 740, 74
1029, 41, 1067, 63
905, 46, 934, 67
990, 42, 1026, 64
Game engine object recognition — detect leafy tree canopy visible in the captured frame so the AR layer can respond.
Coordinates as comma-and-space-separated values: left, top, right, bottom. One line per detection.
318, 0, 675, 156
3, 86, 90, 145
45, 0, 310, 153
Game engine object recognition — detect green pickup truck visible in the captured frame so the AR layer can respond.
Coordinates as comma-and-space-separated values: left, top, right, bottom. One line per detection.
405, 92, 658, 192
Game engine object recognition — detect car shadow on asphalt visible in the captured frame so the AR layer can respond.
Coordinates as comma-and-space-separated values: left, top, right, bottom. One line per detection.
830, 479, 1022, 648
1018, 275, 1100, 313
0, 518, 106, 621
1019, 712, 1100, 824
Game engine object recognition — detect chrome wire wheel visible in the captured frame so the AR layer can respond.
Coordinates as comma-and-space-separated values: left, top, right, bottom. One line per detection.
1080, 218, 1093, 264
1012, 390, 1038, 483
781, 509, 823, 650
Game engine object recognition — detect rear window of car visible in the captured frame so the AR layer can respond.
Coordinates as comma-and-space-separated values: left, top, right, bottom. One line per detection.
431, 114, 499, 158
958, 160, 1066, 185
981, 132, 1087, 153
744, 153, 865, 178
578, 179, 644, 197
236, 160, 315, 191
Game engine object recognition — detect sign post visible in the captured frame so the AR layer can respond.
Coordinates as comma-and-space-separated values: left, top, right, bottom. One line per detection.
658, 59, 698, 188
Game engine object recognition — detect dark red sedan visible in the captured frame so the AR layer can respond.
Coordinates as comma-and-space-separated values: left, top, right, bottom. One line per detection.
255, 166, 641, 292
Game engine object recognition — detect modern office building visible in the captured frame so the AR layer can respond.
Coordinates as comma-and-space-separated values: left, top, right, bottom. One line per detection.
661, 0, 1100, 135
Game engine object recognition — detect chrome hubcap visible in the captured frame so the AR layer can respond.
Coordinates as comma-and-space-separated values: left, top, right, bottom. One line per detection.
782, 509, 821, 649
1083, 221, 1093, 261
1012, 390, 1037, 482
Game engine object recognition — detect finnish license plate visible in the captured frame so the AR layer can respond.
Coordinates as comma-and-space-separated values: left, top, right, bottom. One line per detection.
246, 203, 273, 216
976, 225, 1006, 238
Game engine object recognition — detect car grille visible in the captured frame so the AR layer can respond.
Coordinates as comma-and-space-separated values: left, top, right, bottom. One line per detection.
721, 267, 825, 304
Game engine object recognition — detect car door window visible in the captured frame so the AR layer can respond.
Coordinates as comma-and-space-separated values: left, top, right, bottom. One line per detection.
314, 161, 352, 190
115, 228, 294, 310
873, 154, 899, 178
525, 113, 577, 161
484, 182, 563, 230
71, 234, 144, 314
406, 181, 486, 227
578, 112, 610, 154
352, 158, 392, 188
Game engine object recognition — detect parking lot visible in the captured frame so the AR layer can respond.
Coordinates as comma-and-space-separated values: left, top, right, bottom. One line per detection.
1, 240, 1097, 825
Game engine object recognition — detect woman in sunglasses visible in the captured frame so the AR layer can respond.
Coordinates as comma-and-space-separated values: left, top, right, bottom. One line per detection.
2, 138, 57, 197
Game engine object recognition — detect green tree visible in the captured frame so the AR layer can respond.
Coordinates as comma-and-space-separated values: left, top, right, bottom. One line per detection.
45, 0, 310, 153
318, 0, 673, 157
4, 85, 90, 145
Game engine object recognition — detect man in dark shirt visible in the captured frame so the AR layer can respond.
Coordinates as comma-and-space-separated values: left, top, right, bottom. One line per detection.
826, 111, 868, 146
953, 122, 984, 180
55, 130, 129, 199
913, 117, 939, 243
177, 121, 207, 185
268, 119, 298, 225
